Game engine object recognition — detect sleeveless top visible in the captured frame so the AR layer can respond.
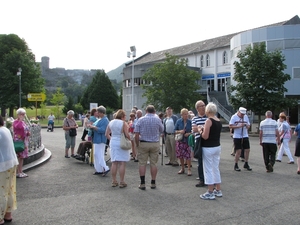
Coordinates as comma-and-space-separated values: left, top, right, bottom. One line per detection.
202, 118, 222, 147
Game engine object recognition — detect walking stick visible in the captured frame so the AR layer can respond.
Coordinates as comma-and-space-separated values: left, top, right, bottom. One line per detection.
161, 135, 164, 165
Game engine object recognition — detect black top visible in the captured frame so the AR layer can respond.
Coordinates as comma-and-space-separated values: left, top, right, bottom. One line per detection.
202, 118, 222, 147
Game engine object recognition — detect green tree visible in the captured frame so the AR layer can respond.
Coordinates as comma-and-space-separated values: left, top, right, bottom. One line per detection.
40, 102, 47, 120
62, 96, 74, 115
141, 53, 202, 112
74, 103, 84, 115
50, 88, 66, 121
80, 70, 119, 110
229, 42, 297, 124
0, 34, 45, 117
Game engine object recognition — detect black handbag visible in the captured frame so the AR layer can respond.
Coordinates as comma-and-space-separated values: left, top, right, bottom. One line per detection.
66, 119, 77, 137
194, 136, 202, 159
69, 128, 77, 137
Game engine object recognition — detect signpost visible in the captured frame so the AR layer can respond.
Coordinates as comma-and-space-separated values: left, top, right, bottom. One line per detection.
27, 93, 46, 119
27, 93, 46, 102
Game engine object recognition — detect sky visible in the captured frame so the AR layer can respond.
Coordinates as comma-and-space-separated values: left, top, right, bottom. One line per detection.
1, 0, 299, 72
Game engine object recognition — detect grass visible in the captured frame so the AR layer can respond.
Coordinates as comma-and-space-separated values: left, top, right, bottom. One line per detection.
11, 106, 82, 126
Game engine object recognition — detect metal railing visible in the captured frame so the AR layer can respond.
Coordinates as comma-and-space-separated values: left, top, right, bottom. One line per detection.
210, 97, 232, 122
5, 116, 42, 152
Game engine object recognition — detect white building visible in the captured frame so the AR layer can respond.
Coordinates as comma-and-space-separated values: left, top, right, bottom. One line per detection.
122, 15, 300, 123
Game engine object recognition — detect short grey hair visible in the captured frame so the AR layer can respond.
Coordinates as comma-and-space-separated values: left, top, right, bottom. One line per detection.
205, 102, 217, 115
97, 105, 106, 114
265, 111, 272, 117
16, 108, 26, 115
195, 100, 205, 109
67, 110, 75, 115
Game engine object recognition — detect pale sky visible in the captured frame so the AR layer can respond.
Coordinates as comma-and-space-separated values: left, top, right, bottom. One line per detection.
1, 0, 299, 72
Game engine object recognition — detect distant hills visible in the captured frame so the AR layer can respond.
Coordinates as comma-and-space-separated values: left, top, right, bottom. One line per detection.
106, 64, 125, 83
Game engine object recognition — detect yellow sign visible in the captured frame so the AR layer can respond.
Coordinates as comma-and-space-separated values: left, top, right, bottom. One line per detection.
27, 93, 46, 102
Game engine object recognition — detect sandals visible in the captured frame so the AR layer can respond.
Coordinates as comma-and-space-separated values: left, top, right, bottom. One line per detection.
111, 181, 119, 187
16, 172, 28, 178
187, 169, 192, 176
178, 169, 185, 174
119, 182, 127, 188
102, 169, 110, 177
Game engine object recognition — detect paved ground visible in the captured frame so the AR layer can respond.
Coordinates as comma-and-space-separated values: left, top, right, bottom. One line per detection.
13, 127, 300, 225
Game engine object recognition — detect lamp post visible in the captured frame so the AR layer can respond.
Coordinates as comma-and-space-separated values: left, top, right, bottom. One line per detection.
16, 68, 22, 107
127, 46, 136, 109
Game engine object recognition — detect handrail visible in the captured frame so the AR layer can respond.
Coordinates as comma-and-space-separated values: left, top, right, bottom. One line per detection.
210, 97, 232, 122
5, 117, 42, 152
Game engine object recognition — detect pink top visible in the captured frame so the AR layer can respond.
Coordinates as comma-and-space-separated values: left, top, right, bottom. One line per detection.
13, 119, 30, 158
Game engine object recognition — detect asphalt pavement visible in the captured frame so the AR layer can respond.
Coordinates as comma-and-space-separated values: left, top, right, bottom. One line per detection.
13, 127, 300, 225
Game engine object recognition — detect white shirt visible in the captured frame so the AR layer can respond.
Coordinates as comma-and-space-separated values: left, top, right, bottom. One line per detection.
229, 113, 250, 138
48, 115, 55, 121
259, 118, 278, 144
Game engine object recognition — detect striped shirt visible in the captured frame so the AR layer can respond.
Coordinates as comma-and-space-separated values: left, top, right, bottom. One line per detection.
135, 113, 164, 142
259, 118, 278, 144
191, 114, 207, 139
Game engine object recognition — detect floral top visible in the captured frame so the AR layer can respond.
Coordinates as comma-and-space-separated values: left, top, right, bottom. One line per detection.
13, 119, 30, 158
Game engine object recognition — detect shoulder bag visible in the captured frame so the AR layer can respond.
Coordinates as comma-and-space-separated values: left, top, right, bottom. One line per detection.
280, 128, 288, 143
14, 140, 25, 153
66, 119, 77, 137
175, 121, 187, 141
193, 135, 202, 159
120, 122, 132, 150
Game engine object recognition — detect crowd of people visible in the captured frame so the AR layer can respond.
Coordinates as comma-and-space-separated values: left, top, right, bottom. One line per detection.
59, 102, 300, 201
1, 101, 300, 225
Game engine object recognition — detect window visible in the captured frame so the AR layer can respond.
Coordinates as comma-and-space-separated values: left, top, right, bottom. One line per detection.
206, 54, 210, 67
223, 51, 228, 64
124, 79, 131, 88
200, 55, 203, 67
293, 67, 300, 79
134, 78, 141, 86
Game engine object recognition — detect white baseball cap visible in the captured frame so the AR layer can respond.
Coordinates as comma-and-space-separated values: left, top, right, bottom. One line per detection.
239, 107, 247, 114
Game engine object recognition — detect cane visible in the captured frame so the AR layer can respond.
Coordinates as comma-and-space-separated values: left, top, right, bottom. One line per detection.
161, 135, 164, 165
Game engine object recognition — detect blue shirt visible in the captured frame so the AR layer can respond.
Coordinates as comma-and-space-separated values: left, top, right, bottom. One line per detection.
135, 113, 164, 142
92, 116, 109, 144
295, 123, 300, 139
174, 118, 192, 142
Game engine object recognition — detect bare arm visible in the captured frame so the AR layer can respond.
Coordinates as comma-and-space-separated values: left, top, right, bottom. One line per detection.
105, 125, 111, 140
123, 122, 131, 139
201, 119, 212, 140
135, 132, 140, 147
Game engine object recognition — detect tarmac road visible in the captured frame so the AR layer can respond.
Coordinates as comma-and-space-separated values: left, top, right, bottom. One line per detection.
13, 127, 300, 225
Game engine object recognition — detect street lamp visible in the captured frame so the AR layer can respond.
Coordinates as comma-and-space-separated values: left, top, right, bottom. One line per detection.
127, 46, 136, 109
16, 68, 22, 107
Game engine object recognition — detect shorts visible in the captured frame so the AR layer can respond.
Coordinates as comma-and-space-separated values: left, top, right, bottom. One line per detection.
137, 142, 160, 166
234, 138, 250, 151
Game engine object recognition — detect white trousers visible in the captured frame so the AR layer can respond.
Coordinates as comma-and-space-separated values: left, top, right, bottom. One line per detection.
277, 139, 294, 162
202, 146, 221, 185
93, 143, 109, 173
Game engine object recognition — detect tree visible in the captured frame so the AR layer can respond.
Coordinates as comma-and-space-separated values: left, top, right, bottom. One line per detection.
0, 34, 44, 117
50, 88, 66, 120
229, 42, 297, 124
141, 53, 202, 112
40, 102, 47, 120
62, 96, 74, 115
80, 70, 119, 110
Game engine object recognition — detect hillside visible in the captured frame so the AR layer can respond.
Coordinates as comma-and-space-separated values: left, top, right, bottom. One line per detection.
106, 64, 125, 83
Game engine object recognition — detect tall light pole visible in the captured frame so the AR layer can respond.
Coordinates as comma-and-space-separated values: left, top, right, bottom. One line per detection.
127, 46, 136, 109
16, 68, 22, 107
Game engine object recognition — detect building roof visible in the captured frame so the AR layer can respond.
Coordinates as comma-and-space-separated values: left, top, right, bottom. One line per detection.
130, 15, 300, 67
